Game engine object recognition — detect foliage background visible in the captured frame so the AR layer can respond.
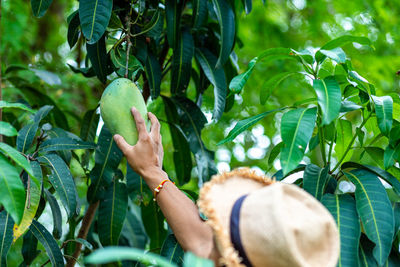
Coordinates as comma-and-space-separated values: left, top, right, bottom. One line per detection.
1, 0, 400, 265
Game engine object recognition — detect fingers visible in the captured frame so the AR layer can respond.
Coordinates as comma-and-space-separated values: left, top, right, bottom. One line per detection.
131, 107, 148, 139
113, 134, 132, 154
148, 112, 160, 136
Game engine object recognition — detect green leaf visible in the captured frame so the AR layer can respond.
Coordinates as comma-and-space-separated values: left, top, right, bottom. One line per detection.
0, 100, 35, 113
29, 220, 64, 267
359, 234, 378, 266
280, 108, 317, 175
67, 64, 96, 77
67, 10, 80, 48
98, 181, 128, 246
87, 34, 108, 83
171, 97, 217, 184
344, 169, 394, 265
34, 105, 53, 123
268, 142, 283, 166
38, 137, 96, 152
318, 47, 346, 64
79, 0, 112, 44
260, 72, 299, 104
211, 0, 235, 68
31, 0, 53, 18
335, 119, 353, 163
165, 0, 183, 48
85, 247, 177, 267
146, 10, 164, 39
321, 194, 361, 267
171, 30, 194, 96
229, 57, 258, 94
142, 201, 167, 251
161, 234, 184, 265
163, 97, 192, 185
44, 189, 62, 239
218, 108, 284, 145
0, 143, 35, 178
0, 122, 17, 137
13, 161, 42, 241
111, 45, 143, 80
17, 123, 39, 153
272, 164, 306, 181
241, 0, 252, 14
121, 207, 148, 249
145, 52, 161, 100
192, 0, 207, 29
313, 76, 342, 125
384, 144, 400, 169
183, 252, 214, 267
340, 100, 362, 113
341, 162, 400, 195
38, 153, 78, 219
303, 164, 330, 200
21, 227, 40, 265
87, 126, 123, 202
372, 95, 393, 136
80, 109, 100, 142
316, 35, 372, 61
195, 48, 227, 121
0, 211, 14, 267
0, 154, 26, 224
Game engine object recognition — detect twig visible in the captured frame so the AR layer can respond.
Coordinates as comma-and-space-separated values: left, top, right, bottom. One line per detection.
124, 1, 134, 78
65, 201, 99, 267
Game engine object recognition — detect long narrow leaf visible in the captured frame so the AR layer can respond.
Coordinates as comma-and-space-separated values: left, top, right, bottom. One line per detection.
165, 0, 183, 48
29, 220, 64, 267
39, 137, 96, 152
44, 189, 62, 239
192, 0, 207, 29
0, 122, 17, 137
260, 72, 299, 104
0, 143, 35, 178
344, 169, 394, 265
280, 108, 317, 175
0, 211, 14, 267
321, 194, 361, 267
87, 34, 108, 83
98, 181, 128, 246
145, 52, 162, 99
85, 247, 176, 267
38, 153, 78, 219
211, 0, 235, 68
0, 100, 35, 113
218, 108, 284, 145
31, 0, 53, 18
0, 154, 26, 224
161, 234, 184, 265
229, 57, 258, 94
196, 48, 227, 121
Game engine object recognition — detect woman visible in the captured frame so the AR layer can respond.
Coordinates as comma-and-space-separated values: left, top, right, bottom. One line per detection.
113, 107, 340, 267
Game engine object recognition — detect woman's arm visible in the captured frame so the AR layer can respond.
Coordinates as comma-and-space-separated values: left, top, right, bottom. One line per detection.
113, 107, 216, 259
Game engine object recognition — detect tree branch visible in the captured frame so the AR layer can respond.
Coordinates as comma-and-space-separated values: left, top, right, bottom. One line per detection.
65, 201, 99, 267
124, 3, 133, 79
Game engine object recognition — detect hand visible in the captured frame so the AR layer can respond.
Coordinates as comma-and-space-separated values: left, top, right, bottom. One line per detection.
113, 107, 165, 181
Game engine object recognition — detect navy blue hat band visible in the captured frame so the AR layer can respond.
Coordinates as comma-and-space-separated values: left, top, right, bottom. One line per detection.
229, 194, 253, 267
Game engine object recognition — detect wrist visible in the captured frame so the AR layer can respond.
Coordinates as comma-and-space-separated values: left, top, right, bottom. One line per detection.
142, 168, 169, 187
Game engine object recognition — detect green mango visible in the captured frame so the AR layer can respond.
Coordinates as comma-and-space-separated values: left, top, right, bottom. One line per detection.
100, 78, 149, 146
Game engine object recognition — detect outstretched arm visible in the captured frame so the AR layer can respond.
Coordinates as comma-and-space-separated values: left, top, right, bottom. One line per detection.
113, 107, 217, 260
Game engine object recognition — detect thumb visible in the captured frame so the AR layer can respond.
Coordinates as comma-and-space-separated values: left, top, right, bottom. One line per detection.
113, 134, 131, 154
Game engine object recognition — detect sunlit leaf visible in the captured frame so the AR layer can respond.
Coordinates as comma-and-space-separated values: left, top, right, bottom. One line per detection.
0, 154, 26, 224
313, 76, 341, 125
335, 119, 353, 163
0, 143, 35, 178
260, 72, 299, 104
280, 108, 317, 175
0, 100, 35, 113
229, 57, 258, 94
372, 95, 393, 136
344, 169, 394, 265
0, 122, 17, 137
218, 108, 284, 145
319, 47, 346, 64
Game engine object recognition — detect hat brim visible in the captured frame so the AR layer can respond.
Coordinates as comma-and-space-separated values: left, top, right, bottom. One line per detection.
198, 168, 274, 267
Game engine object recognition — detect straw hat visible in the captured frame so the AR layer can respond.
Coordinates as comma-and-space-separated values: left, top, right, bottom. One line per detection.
198, 168, 340, 267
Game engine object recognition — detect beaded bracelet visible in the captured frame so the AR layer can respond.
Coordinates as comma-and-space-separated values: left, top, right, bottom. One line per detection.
153, 179, 175, 201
